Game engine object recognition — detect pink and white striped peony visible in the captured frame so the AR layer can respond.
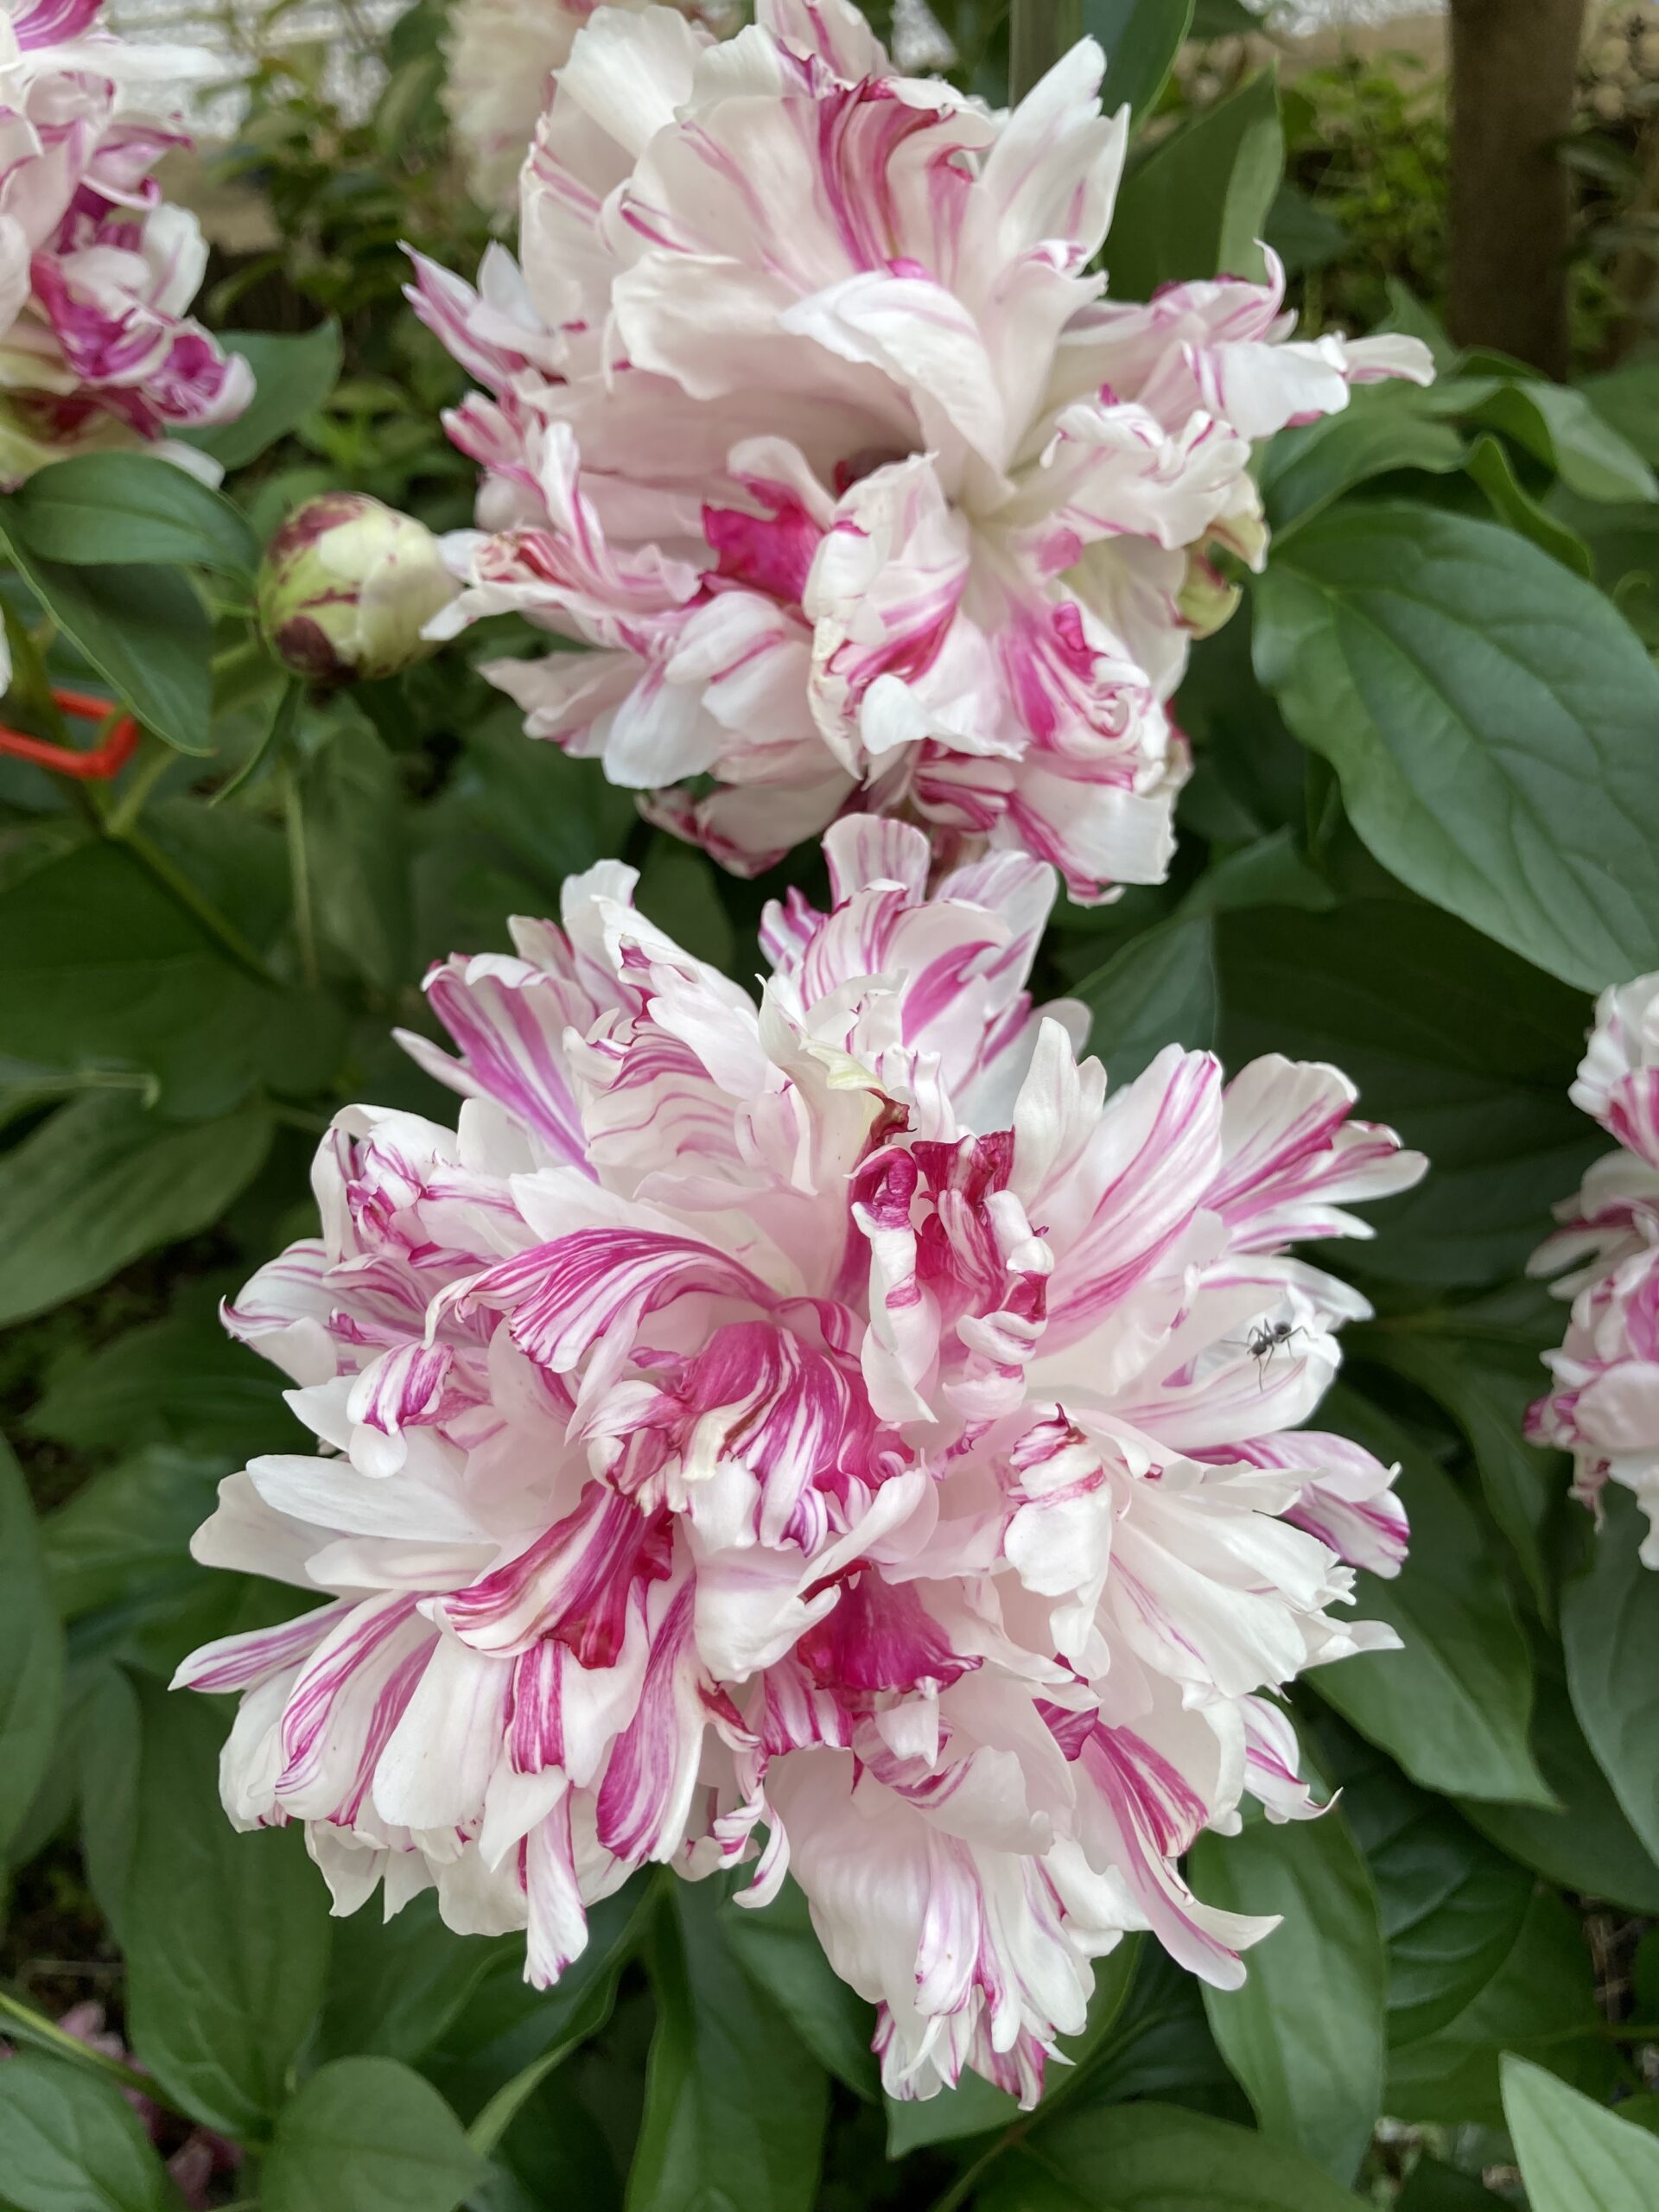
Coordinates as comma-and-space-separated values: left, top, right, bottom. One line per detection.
1530, 975, 1659, 1565
175, 820, 1422, 2104
0, 0, 251, 482
408, 0, 1432, 900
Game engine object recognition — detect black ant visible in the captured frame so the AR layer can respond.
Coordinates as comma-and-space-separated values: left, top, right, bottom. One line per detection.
1244, 1318, 1306, 1383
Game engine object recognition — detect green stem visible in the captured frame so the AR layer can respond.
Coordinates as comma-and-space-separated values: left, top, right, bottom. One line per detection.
283, 760, 320, 990
116, 821, 283, 990
0, 1989, 194, 2123
1008, 0, 1084, 100
103, 736, 174, 838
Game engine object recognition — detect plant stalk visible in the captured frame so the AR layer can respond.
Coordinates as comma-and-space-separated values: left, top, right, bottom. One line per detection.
0, 1989, 195, 2124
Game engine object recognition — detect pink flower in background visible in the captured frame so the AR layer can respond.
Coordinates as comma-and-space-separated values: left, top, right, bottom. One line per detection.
409, 0, 1431, 899
0, 0, 251, 482
175, 819, 1421, 2106
1529, 974, 1659, 1563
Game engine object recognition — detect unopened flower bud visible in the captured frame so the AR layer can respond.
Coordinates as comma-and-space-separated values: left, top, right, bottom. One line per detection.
257, 494, 459, 685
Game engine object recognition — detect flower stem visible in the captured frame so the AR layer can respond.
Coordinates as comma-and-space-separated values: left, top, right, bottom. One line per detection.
115, 819, 283, 991
1008, 0, 1084, 100
283, 759, 320, 989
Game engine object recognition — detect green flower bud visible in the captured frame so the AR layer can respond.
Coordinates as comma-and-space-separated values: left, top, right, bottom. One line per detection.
257, 494, 459, 685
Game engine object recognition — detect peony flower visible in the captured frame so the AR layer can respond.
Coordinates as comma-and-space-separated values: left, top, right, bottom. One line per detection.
175, 818, 1422, 2105
1529, 973, 1659, 1564
408, 0, 1432, 901
257, 493, 461, 686
442, 0, 738, 215
0, 0, 252, 483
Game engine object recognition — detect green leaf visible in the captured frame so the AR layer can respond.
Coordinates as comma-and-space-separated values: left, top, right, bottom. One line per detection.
1108, 70, 1283, 298
0, 841, 271, 1117
1217, 898, 1599, 1288
181, 321, 344, 472
5, 454, 260, 581
262, 2057, 486, 2212
0, 1432, 64, 1857
1465, 381, 1658, 505
0, 532, 212, 753
1319, 1726, 1533, 2048
1072, 913, 1217, 1084
319, 1890, 505, 2070
301, 707, 411, 994
1260, 387, 1465, 534
1561, 1489, 1659, 1863
1191, 0, 1261, 30
977, 2099, 1366, 2212
125, 1675, 332, 2139
1189, 1808, 1385, 2179
1386, 1891, 1612, 2126
627, 1877, 829, 2212
1308, 1389, 1552, 1806
1465, 434, 1596, 576
1503, 2055, 1659, 2211
455, 709, 638, 892
0, 1090, 272, 1326
1361, 1326, 1563, 1613
29, 1300, 304, 1459
1086, 0, 1194, 122
1398, 2156, 1509, 2209
40, 1447, 226, 1621
1461, 1630, 1659, 1912
717, 1877, 880, 2101
0, 2051, 177, 2212
1254, 500, 1659, 993
635, 837, 735, 976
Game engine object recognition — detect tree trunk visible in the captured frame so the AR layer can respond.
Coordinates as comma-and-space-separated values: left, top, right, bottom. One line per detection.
1447, 0, 1585, 378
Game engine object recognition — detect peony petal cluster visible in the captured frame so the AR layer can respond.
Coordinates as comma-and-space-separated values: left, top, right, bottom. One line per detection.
0, 0, 251, 483
442, 0, 737, 216
177, 819, 1422, 2104
409, 0, 1432, 901
1529, 974, 1659, 1565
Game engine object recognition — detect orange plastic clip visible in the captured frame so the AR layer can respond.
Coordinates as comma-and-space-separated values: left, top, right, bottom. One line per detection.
0, 687, 140, 779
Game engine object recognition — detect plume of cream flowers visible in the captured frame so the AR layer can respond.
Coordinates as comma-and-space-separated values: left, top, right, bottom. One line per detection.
175, 817, 1422, 2105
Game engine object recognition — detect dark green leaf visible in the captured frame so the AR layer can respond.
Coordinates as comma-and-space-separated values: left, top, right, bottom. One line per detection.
1465, 435, 1595, 576
0, 841, 270, 1117
635, 838, 735, 976
301, 708, 411, 994
0, 1091, 272, 1326
1254, 501, 1659, 993
6, 454, 259, 580
1460, 1630, 1659, 1912
1108, 70, 1282, 298
40, 1448, 226, 1621
1072, 913, 1217, 1084
1398, 2156, 1508, 2209
1386, 1891, 1611, 2126
1465, 381, 1657, 505
0, 1431, 64, 1856
319, 1890, 504, 2069
182, 321, 343, 472
1086, 0, 1193, 122
1217, 899, 1599, 1287
1502, 2053, 1659, 2211
455, 709, 638, 892
1189, 1808, 1384, 2179
0, 2051, 176, 2212
1561, 1488, 1659, 1864
0, 535, 212, 753
1309, 1389, 1551, 1806
627, 1877, 828, 2212
717, 1877, 879, 2101
1319, 1727, 1533, 2048
262, 2057, 486, 2212
1191, 0, 1261, 30
1577, 365, 1659, 467
29, 1301, 304, 1459
125, 1675, 331, 2138
977, 2098, 1366, 2212
1260, 387, 1465, 533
